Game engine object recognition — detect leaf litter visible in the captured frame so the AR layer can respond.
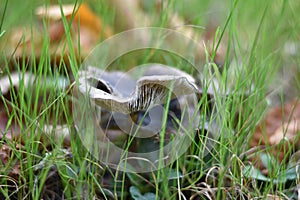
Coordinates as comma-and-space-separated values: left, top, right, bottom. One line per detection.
0, 1, 299, 199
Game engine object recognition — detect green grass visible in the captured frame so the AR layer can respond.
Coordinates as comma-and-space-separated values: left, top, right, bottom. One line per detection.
0, 0, 300, 199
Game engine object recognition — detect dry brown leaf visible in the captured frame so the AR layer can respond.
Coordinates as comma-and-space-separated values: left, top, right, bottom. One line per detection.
251, 99, 300, 162
269, 119, 300, 146
36, 3, 111, 37
36, 3, 112, 56
0, 143, 23, 179
74, 3, 112, 37
0, 144, 12, 166
4, 3, 112, 68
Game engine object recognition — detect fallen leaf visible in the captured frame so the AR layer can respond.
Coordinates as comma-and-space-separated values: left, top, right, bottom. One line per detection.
0, 143, 23, 179
251, 99, 300, 163
0, 144, 13, 166
269, 119, 300, 146
36, 3, 111, 37
3, 3, 112, 69
73, 3, 112, 38
36, 3, 112, 56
